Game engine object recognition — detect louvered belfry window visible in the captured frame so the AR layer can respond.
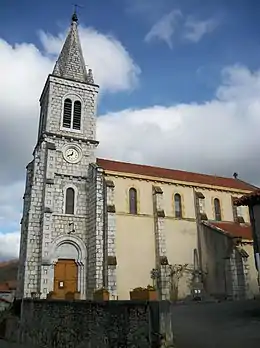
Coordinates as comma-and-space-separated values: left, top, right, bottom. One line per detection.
73, 100, 81, 130
62, 98, 82, 130
63, 98, 72, 128
65, 188, 75, 214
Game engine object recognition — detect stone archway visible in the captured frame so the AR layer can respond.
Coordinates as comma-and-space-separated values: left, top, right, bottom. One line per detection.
44, 235, 87, 299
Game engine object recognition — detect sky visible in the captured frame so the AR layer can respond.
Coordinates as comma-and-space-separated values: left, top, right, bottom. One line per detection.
0, 0, 260, 260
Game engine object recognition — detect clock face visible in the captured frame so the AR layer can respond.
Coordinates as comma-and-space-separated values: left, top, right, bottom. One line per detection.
64, 146, 81, 163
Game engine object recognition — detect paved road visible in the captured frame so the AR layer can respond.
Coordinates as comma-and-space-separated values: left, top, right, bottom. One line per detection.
171, 299, 260, 348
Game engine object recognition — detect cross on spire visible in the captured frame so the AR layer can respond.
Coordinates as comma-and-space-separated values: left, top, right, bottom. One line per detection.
71, 4, 84, 23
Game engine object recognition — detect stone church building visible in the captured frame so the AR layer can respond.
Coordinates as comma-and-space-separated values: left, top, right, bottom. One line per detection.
17, 13, 259, 301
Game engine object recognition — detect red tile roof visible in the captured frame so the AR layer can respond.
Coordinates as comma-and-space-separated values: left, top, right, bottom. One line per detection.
6, 280, 17, 290
0, 283, 10, 291
0, 260, 18, 268
0, 281, 17, 291
97, 158, 256, 191
204, 221, 252, 240
234, 188, 260, 206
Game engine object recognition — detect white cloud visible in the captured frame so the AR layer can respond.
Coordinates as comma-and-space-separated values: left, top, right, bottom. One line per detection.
144, 10, 182, 49
0, 181, 24, 260
0, 231, 20, 261
0, 182, 24, 225
184, 17, 218, 43
144, 12, 217, 47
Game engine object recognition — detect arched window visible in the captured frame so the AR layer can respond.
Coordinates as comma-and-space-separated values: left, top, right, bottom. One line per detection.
73, 100, 81, 130
65, 188, 75, 214
214, 198, 221, 221
174, 193, 182, 218
63, 98, 72, 128
129, 188, 137, 214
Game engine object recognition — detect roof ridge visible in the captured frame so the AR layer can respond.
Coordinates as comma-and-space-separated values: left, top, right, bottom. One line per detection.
97, 158, 233, 180
235, 178, 258, 190
97, 158, 256, 191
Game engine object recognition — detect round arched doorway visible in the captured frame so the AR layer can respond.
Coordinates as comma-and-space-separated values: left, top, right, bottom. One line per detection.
46, 235, 87, 300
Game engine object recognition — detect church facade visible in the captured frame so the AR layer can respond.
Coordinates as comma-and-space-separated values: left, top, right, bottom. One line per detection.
17, 14, 259, 301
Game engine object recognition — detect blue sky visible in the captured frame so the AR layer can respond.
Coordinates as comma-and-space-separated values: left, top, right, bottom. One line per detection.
2, 0, 260, 113
1, 0, 260, 259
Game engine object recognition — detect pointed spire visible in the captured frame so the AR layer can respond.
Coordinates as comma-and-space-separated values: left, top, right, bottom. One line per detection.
52, 11, 94, 84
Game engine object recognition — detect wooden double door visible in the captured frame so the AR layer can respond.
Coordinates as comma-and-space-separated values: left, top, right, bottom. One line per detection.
53, 259, 78, 299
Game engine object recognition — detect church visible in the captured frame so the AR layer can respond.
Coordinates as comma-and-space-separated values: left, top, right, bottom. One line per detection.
16, 13, 259, 301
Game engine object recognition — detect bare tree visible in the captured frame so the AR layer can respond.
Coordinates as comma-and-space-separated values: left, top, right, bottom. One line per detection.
168, 264, 192, 301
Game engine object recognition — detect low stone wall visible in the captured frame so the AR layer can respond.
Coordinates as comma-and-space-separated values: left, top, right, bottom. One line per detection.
12, 299, 171, 348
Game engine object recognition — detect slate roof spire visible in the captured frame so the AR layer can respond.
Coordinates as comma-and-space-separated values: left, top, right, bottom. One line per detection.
52, 11, 94, 84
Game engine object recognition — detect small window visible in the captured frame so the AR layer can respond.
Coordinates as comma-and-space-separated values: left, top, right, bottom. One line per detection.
63, 98, 72, 128
237, 205, 243, 217
232, 197, 243, 222
174, 193, 182, 218
58, 281, 64, 289
73, 101, 81, 130
129, 188, 137, 214
234, 205, 243, 220
65, 188, 75, 214
214, 198, 221, 221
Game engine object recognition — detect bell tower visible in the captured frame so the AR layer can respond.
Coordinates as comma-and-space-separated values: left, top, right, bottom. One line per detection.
17, 12, 100, 299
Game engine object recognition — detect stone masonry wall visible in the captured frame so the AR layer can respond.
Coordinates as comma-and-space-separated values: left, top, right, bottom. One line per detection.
229, 249, 248, 300
86, 164, 105, 298
17, 299, 162, 348
45, 75, 99, 141
16, 161, 34, 298
19, 142, 48, 298
152, 186, 169, 300
106, 179, 117, 299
